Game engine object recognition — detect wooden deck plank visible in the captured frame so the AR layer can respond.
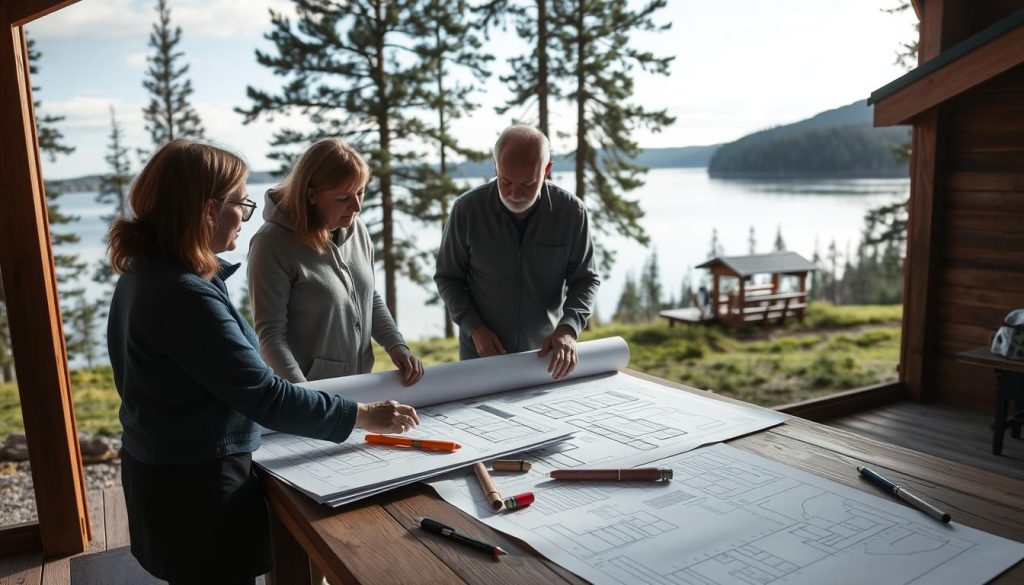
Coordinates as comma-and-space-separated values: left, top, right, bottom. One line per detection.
830, 402, 1024, 481
102, 488, 129, 550
0, 552, 43, 585
39, 489, 108, 585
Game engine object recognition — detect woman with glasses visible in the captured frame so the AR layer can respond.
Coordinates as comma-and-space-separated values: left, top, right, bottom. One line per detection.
247, 138, 424, 386
106, 139, 420, 585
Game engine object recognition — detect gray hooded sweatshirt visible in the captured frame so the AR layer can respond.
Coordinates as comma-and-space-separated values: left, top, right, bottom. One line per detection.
247, 191, 406, 383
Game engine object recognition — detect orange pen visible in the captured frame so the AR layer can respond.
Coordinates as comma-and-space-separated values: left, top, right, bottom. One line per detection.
364, 434, 461, 452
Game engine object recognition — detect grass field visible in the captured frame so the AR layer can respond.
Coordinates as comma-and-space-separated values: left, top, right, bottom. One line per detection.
0, 302, 901, 438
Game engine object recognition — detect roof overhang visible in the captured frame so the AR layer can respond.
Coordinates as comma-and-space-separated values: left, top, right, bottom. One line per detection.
869, 9, 1024, 126
4, 0, 81, 27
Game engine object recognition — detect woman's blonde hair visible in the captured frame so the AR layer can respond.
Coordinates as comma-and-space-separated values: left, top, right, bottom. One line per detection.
273, 138, 370, 253
108, 139, 248, 279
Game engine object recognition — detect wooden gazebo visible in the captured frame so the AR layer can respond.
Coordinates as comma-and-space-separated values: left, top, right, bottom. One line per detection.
661, 251, 815, 327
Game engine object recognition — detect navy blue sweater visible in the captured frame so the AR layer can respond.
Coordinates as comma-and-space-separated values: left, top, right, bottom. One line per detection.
107, 257, 358, 465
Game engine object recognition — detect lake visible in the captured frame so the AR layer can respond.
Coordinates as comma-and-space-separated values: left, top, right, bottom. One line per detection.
49, 167, 908, 363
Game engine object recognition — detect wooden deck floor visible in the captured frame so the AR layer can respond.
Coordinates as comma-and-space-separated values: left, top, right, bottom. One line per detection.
0, 487, 130, 583
829, 401, 1024, 482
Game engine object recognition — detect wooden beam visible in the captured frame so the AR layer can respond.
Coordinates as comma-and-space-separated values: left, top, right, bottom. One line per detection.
875, 3, 1020, 126
775, 382, 907, 422
0, 522, 40, 556
0, 22, 89, 555
3, 0, 81, 27
900, 110, 945, 401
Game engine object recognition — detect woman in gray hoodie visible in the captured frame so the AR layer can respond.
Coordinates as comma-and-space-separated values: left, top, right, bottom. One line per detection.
247, 139, 424, 385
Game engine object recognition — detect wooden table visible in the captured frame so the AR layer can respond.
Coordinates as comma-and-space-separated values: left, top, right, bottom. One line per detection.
957, 347, 1024, 455
264, 373, 1024, 585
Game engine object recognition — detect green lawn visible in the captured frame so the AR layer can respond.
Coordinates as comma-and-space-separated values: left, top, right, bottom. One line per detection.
0, 302, 901, 438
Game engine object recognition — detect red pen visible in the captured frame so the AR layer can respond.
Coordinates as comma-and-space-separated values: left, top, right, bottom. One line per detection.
549, 468, 673, 481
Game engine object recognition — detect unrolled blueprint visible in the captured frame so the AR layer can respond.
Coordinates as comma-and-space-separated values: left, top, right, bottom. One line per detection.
431, 444, 1024, 585
256, 398, 574, 506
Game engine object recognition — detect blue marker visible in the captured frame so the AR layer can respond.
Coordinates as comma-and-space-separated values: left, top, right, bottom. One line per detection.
857, 466, 951, 524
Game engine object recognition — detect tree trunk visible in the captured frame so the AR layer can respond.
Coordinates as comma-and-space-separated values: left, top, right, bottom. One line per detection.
436, 26, 455, 339
374, 2, 397, 320
537, 0, 549, 137
574, 0, 586, 200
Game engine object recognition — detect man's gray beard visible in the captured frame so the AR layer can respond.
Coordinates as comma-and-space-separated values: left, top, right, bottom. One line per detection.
498, 190, 541, 214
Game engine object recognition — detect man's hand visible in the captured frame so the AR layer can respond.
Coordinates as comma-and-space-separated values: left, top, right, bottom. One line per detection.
472, 324, 506, 358
389, 345, 425, 387
538, 325, 577, 380
355, 399, 420, 434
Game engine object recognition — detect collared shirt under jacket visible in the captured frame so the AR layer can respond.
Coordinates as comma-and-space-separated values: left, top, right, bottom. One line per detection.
434, 180, 600, 359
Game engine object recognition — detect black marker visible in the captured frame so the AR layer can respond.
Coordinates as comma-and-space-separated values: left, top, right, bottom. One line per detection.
416, 517, 508, 556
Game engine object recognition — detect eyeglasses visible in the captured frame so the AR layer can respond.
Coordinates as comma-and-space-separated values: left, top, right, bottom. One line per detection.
217, 197, 257, 222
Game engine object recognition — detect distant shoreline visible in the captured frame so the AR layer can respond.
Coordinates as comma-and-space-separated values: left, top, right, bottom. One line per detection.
48, 164, 912, 194
708, 169, 909, 180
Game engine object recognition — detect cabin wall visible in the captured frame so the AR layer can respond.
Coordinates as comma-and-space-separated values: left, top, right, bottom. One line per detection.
928, 63, 1024, 410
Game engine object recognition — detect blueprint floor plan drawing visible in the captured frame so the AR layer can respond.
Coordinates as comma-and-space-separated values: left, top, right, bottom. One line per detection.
430, 444, 1024, 585
255, 398, 574, 506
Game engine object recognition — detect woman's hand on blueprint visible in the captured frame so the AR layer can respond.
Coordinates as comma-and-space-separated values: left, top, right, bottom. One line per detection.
388, 344, 425, 387
355, 399, 420, 434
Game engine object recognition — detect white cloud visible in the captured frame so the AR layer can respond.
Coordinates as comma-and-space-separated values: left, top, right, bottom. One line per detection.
40, 96, 140, 129
27, 0, 294, 41
125, 51, 147, 68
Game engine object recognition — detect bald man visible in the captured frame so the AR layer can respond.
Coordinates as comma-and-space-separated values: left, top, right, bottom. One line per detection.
434, 125, 600, 379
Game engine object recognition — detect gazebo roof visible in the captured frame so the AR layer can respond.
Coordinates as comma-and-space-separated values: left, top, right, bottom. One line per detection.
696, 251, 817, 277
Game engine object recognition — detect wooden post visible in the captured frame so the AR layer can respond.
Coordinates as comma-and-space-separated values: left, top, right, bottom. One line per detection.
0, 17, 89, 555
898, 0, 970, 402
738, 277, 746, 320
771, 273, 780, 294
711, 273, 720, 319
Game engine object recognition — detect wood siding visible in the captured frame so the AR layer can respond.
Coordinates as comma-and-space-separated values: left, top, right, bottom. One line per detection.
929, 64, 1024, 409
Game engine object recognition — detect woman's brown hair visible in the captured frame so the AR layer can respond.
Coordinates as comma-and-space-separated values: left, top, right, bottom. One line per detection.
108, 139, 248, 279
271, 138, 370, 253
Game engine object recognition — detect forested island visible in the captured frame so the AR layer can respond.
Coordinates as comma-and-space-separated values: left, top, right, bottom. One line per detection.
708, 101, 910, 178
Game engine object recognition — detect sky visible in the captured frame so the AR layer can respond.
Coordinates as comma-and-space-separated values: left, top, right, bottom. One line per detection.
26, 0, 918, 180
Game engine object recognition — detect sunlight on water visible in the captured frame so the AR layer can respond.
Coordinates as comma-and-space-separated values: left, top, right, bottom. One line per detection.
53, 167, 908, 364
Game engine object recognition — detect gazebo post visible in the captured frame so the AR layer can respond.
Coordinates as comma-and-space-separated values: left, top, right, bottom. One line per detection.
712, 273, 720, 319
772, 273, 781, 294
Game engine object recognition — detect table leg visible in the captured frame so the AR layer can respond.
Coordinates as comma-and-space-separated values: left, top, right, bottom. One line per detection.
267, 511, 314, 585
994, 372, 1009, 456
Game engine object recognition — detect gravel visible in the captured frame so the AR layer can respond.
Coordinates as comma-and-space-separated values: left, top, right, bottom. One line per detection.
0, 459, 122, 526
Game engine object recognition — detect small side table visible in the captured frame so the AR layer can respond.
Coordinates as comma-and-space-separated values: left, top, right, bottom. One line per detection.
957, 346, 1024, 455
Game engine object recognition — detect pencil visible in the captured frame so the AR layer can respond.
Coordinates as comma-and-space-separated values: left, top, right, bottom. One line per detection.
473, 462, 504, 512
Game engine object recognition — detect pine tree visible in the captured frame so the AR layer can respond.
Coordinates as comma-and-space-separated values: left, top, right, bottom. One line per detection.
412, 0, 492, 337
0, 285, 12, 382
28, 37, 89, 363
551, 0, 674, 273
747, 226, 757, 255
772, 224, 786, 252
639, 251, 663, 321
486, 0, 555, 136
827, 239, 841, 304
613, 273, 642, 323
706, 228, 724, 259
94, 105, 133, 288
679, 269, 694, 308
66, 297, 103, 368
239, 0, 437, 322
142, 0, 205, 149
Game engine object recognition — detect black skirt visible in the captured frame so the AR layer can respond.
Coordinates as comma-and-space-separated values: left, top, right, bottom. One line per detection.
120, 449, 274, 583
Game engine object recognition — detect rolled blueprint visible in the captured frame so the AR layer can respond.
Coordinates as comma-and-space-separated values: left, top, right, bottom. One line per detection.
300, 336, 630, 408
